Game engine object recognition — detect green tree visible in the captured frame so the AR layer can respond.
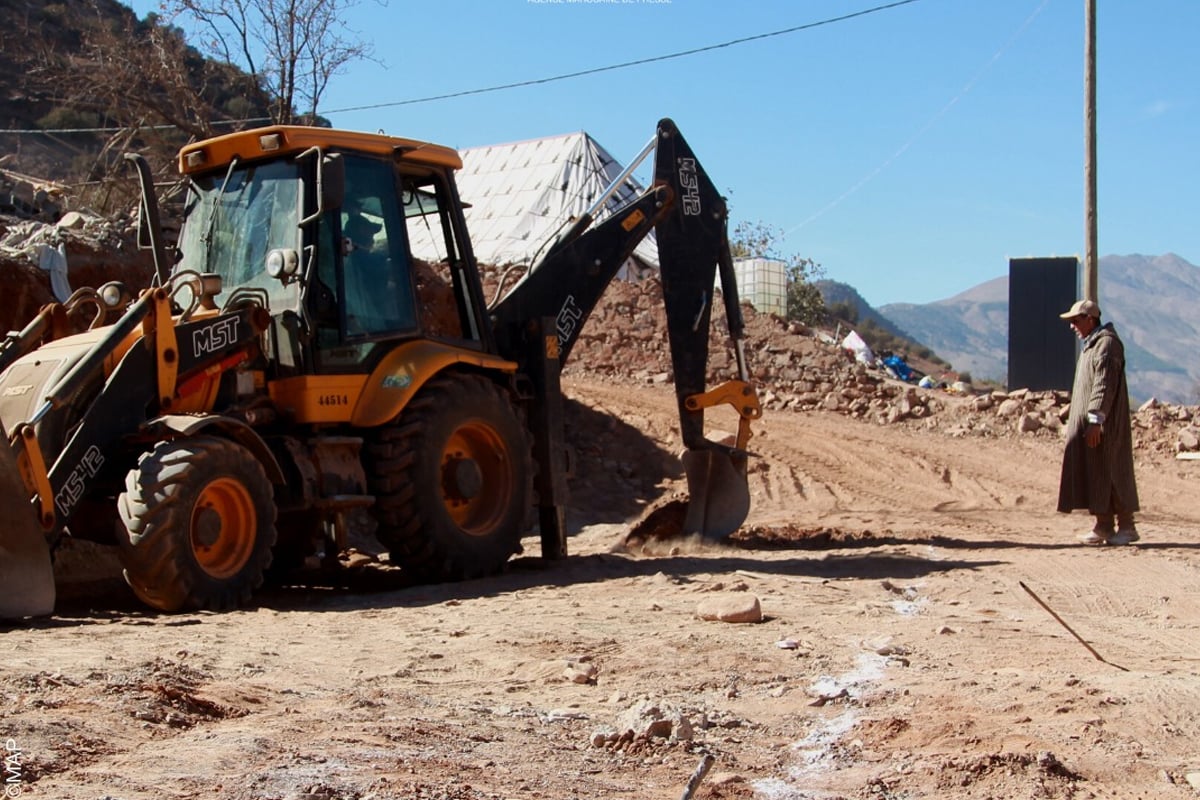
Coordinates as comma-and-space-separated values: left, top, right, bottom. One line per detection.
729, 221, 826, 325
827, 300, 858, 325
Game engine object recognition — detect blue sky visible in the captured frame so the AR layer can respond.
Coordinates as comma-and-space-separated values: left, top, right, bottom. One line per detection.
126, 0, 1198, 307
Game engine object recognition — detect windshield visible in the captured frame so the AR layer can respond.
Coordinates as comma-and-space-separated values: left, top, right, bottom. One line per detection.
175, 159, 302, 311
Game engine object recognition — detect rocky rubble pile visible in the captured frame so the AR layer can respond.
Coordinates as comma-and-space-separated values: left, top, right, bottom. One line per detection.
947, 388, 1200, 456
1131, 398, 1200, 457
557, 274, 1200, 457
0, 207, 153, 333
561, 274, 944, 425
1, 166, 67, 221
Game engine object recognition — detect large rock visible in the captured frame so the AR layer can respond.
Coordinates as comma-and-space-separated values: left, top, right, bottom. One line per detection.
696, 594, 763, 623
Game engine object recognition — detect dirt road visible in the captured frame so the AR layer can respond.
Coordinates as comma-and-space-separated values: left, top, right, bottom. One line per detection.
3, 376, 1199, 799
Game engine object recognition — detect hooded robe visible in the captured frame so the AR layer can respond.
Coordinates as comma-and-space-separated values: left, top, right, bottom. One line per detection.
1057, 323, 1139, 516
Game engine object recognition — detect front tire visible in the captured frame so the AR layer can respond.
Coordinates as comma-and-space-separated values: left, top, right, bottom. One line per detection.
117, 436, 277, 612
368, 373, 533, 581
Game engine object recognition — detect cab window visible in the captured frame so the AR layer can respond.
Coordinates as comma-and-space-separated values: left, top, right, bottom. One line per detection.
311, 154, 418, 367
339, 156, 417, 336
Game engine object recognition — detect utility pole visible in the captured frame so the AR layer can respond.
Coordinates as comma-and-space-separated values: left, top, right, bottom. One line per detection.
1083, 0, 1098, 302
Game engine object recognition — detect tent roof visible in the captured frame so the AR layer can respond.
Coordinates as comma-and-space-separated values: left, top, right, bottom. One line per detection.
412, 131, 658, 270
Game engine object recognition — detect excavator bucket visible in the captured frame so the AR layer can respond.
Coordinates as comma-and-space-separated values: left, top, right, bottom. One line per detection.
0, 423, 55, 619
680, 447, 751, 540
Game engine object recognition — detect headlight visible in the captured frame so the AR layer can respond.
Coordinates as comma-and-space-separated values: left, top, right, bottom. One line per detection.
98, 281, 131, 309
266, 248, 300, 281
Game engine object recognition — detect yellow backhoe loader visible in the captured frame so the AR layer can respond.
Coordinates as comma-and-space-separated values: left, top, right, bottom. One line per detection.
0, 119, 760, 618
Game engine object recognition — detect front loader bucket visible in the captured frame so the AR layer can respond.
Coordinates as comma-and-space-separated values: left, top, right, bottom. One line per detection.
0, 424, 55, 619
681, 447, 750, 540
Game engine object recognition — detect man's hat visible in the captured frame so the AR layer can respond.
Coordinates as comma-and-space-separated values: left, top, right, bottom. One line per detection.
345, 211, 382, 236
1059, 299, 1101, 319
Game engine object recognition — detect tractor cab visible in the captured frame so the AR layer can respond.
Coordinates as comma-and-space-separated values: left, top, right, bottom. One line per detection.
172, 128, 491, 375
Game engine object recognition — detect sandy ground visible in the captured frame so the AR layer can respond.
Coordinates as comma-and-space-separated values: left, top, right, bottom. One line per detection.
3, 375, 1200, 800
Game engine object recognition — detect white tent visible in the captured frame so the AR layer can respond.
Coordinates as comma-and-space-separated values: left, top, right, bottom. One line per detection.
412, 131, 658, 278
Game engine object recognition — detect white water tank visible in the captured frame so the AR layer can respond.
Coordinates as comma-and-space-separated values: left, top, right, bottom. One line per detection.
732, 258, 787, 316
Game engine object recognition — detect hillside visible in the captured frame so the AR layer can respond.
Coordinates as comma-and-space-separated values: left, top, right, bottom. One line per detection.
0, 0, 271, 194
1, 0, 149, 178
815, 279, 952, 380
815, 280, 914, 341
879, 276, 1010, 387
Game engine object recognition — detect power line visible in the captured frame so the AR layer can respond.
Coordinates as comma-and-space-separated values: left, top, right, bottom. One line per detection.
327, 0, 921, 115
0, 0, 921, 135
0, 117, 271, 136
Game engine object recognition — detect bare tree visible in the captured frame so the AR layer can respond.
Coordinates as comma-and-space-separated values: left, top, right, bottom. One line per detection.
4, 2, 266, 211
74, 7, 280, 202
165, 0, 378, 124
76, 17, 238, 142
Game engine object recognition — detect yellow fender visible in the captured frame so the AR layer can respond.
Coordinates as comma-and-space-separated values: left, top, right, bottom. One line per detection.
266, 340, 518, 427
353, 341, 518, 428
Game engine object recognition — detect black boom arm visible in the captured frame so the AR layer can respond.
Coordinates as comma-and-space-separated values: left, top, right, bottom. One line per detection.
489, 119, 745, 385
488, 175, 669, 365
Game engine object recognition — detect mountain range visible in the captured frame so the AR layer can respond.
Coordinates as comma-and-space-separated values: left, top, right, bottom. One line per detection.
828, 253, 1199, 405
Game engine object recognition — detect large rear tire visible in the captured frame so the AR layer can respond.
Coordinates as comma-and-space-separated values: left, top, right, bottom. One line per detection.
367, 373, 533, 581
117, 436, 277, 612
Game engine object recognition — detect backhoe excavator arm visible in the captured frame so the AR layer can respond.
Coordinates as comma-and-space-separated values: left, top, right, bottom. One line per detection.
489, 118, 760, 544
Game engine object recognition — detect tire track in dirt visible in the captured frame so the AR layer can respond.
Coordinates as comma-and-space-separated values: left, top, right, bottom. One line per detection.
1014, 548, 1200, 669
568, 378, 925, 522
1002, 547, 1200, 785
765, 421, 1065, 544
569, 376, 1062, 537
